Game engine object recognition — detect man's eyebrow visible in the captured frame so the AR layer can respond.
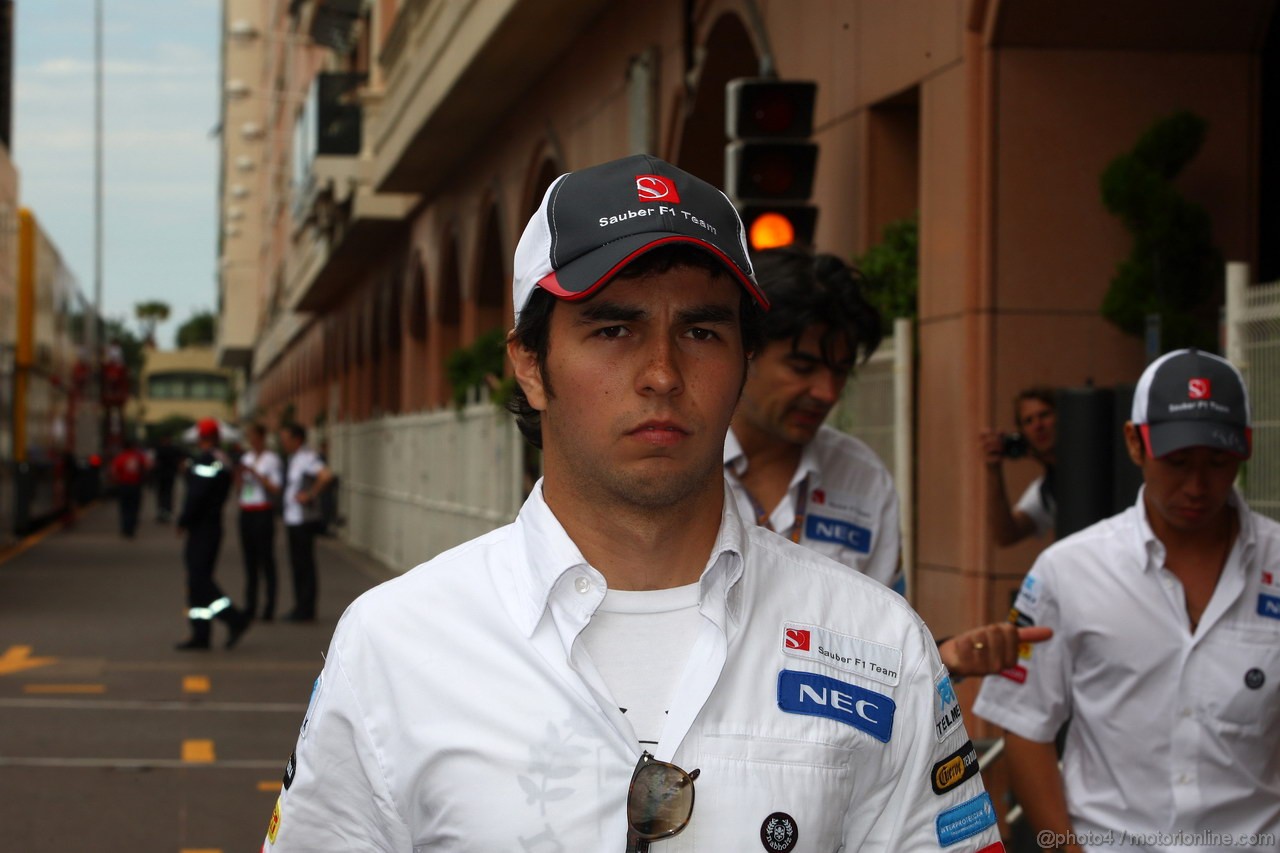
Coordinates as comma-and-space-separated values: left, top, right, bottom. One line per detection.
676, 304, 737, 325
785, 350, 855, 371
574, 301, 646, 324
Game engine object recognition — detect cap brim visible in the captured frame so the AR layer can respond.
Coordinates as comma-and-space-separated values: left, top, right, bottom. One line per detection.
1144, 421, 1251, 459
536, 233, 769, 309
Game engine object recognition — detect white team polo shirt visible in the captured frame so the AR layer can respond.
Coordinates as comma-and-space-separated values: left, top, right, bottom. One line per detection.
238, 449, 282, 509
1013, 474, 1055, 538
266, 482, 1001, 852
282, 447, 325, 527
973, 488, 1280, 851
724, 425, 903, 591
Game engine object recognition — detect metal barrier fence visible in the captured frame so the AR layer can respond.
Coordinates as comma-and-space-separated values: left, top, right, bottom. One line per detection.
1225, 262, 1280, 522
329, 398, 525, 572
827, 317, 915, 599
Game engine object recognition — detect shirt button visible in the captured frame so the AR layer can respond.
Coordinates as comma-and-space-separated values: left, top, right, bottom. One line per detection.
1180, 707, 1193, 718
574, 576, 592, 594
1178, 773, 1192, 784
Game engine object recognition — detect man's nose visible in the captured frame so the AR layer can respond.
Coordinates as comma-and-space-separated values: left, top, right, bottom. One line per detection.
810, 369, 842, 404
637, 337, 683, 395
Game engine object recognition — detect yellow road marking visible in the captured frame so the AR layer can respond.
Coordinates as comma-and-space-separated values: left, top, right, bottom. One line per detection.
23, 684, 105, 694
0, 517, 65, 566
257, 780, 279, 792
181, 739, 216, 763
183, 675, 211, 693
0, 645, 57, 677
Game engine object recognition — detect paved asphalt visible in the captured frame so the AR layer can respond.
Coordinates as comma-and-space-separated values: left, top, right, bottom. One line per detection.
0, 495, 397, 852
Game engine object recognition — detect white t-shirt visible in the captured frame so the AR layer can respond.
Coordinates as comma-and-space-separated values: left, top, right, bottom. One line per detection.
267, 482, 1001, 852
238, 449, 282, 509
577, 581, 702, 749
283, 447, 326, 527
1014, 474, 1055, 538
974, 489, 1280, 851
724, 425, 903, 591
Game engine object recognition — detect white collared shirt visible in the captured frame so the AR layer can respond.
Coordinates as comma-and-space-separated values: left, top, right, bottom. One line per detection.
282, 447, 325, 526
267, 483, 1000, 852
973, 488, 1280, 851
724, 425, 903, 591
238, 449, 282, 509
1014, 474, 1055, 538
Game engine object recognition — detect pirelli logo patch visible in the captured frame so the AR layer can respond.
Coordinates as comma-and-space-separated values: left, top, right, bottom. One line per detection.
931, 739, 979, 795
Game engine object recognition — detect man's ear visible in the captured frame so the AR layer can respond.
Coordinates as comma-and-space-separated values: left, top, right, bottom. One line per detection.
507, 332, 547, 411
1123, 421, 1146, 467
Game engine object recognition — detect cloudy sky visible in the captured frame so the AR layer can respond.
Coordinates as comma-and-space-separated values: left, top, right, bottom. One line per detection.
13, 0, 221, 348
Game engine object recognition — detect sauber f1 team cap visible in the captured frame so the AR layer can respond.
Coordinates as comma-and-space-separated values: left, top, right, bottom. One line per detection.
1132, 348, 1251, 459
512, 154, 768, 323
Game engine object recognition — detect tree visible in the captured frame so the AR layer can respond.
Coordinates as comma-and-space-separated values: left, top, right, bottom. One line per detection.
134, 300, 170, 346
1099, 111, 1222, 350
856, 213, 919, 337
176, 310, 217, 348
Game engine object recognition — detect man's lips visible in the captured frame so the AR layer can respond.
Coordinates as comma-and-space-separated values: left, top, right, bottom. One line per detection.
627, 420, 690, 446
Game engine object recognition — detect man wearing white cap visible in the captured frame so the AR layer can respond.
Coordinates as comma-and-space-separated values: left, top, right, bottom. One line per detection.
264, 156, 1004, 852
973, 349, 1280, 852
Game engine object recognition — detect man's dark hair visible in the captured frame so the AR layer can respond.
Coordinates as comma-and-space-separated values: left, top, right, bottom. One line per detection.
1013, 386, 1056, 427
282, 422, 307, 444
507, 244, 766, 448
750, 246, 882, 368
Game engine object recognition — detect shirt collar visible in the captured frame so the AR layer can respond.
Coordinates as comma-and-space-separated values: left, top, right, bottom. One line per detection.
508, 480, 749, 637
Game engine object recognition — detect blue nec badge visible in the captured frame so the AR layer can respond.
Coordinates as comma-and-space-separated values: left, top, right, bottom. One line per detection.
777, 670, 895, 743
936, 792, 996, 846
1259, 593, 1280, 620
804, 515, 872, 553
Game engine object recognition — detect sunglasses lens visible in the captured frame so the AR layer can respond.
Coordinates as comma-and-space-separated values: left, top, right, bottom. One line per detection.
628, 763, 695, 838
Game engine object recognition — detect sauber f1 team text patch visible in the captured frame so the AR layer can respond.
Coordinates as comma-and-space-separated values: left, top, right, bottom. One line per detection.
777, 670, 896, 742
782, 622, 902, 686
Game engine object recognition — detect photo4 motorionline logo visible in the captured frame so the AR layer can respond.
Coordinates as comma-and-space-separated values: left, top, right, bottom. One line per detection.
1037, 829, 1277, 848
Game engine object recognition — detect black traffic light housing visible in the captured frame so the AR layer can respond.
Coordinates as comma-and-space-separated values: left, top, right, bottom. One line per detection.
725, 78, 819, 249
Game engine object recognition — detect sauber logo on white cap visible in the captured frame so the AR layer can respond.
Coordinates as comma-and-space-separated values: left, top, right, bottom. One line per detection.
636, 174, 680, 203
1188, 378, 1211, 399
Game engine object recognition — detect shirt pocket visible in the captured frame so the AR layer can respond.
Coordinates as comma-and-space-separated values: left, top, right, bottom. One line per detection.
1198, 623, 1280, 732
691, 733, 855, 852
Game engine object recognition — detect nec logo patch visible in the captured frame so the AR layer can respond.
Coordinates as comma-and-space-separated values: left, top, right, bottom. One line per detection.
1259, 593, 1280, 620
777, 669, 896, 743
1188, 378, 1211, 399
636, 174, 679, 203
785, 628, 811, 651
804, 515, 872, 553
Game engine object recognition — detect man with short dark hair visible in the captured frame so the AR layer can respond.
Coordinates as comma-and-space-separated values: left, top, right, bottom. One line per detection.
265, 156, 1003, 851
278, 422, 332, 622
974, 349, 1280, 852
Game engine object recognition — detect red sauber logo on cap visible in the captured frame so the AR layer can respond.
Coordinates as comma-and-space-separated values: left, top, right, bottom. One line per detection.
784, 628, 810, 651
636, 174, 680, 203
1188, 378, 1211, 399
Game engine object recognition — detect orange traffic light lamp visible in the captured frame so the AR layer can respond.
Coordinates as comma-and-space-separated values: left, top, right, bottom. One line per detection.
741, 206, 818, 250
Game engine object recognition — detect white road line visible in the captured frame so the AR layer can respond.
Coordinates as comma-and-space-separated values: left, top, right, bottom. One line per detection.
0, 697, 305, 713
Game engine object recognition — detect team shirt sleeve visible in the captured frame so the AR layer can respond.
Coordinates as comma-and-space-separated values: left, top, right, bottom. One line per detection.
264, 611, 411, 851
972, 557, 1072, 742
855, 619, 1004, 851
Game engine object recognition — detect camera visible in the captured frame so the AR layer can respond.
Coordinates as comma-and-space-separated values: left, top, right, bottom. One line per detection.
1000, 433, 1030, 459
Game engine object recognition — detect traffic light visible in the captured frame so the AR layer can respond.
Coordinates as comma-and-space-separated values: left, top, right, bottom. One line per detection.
725, 79, 819, 250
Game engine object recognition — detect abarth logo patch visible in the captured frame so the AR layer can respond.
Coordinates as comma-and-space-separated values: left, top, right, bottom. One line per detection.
782, 622, 902, 686
760, 812, 798, 852
777, 669, 896, 743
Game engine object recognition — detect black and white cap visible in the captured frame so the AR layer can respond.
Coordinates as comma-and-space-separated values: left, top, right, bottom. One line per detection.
1132, 348, 1251, 459
512, 154, 768, 322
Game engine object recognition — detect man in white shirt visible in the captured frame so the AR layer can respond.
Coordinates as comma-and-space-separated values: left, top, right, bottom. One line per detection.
278, 423, 333, 623
236, 422, 283, 621
979, 388, 1057, 547
264, 156, 1005, 852
727, 247, 1049, 678
973, 349, 1280, 852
